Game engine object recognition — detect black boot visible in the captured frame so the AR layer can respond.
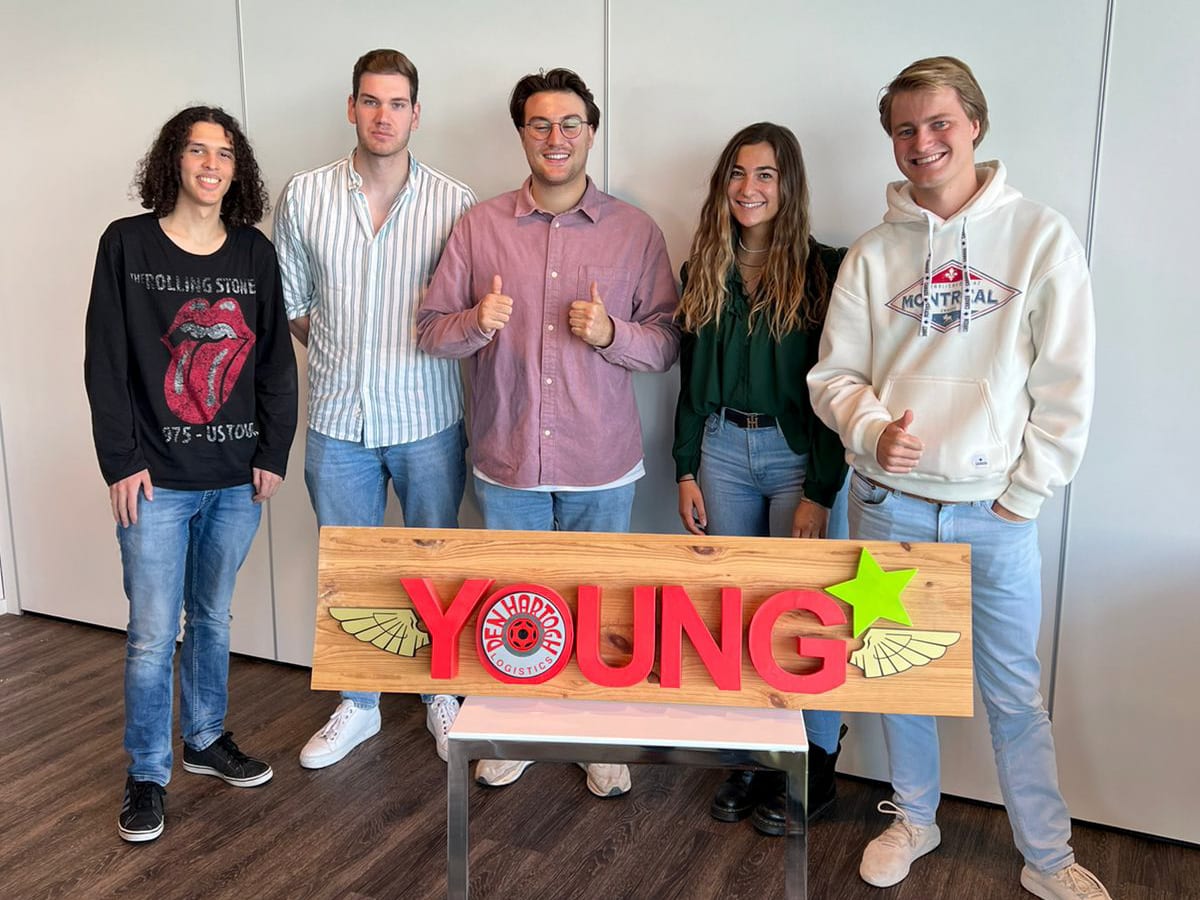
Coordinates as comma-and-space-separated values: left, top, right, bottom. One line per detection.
709, 769, 783, 822
751, 723, 847, 836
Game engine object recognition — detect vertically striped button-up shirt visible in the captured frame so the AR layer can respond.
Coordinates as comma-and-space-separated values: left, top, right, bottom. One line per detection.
275, 152, 475, 447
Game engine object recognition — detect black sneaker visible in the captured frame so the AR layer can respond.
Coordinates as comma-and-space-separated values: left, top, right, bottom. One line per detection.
182, 731, 273, 787
118, 777, 165, 842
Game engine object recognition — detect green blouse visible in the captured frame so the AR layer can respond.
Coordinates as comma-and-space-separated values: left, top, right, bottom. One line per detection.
672, 240, 848, 507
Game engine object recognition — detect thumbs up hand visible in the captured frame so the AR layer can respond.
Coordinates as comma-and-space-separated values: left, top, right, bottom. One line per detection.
477, 274, 513, 332
876, 409, 925, 472
568, 281, 614, 348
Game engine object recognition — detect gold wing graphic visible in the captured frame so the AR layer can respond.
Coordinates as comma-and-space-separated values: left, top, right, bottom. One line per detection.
329, 607, 431, 657
849, 628, 961, 678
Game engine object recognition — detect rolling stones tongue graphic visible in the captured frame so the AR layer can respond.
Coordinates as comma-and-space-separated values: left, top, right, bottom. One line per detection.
162, 298, 255, 424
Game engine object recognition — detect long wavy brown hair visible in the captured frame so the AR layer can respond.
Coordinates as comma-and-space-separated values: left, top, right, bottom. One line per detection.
679, 122, 828, 339
134, 106, 268, 228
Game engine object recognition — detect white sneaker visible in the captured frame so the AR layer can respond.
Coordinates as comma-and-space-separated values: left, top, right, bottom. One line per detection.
859, 800, 941, 887
475, 759, 534, 786
1021, 863, 1112, 899
579, 763, 631, 797
425, 695, 460, 762
299, 700, 381, 769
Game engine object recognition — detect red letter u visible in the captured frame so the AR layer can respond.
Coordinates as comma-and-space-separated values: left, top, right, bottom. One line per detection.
575, 585, 656, 687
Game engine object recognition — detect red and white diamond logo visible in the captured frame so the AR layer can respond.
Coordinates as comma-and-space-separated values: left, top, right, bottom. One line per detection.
887, 261, 1021, 332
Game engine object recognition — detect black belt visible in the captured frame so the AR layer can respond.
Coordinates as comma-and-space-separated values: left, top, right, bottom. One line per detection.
722, 408, 777, 429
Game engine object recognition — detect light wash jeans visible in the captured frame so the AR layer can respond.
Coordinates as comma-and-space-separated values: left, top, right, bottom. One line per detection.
305, 421, 466, 707
847, 471, 1074, 874
118, 483, 262, 786
698, 412, 844, 754
474, 478, 635, 533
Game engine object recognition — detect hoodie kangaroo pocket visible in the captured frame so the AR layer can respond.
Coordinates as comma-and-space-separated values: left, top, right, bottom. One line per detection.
879, 375, 1009, 480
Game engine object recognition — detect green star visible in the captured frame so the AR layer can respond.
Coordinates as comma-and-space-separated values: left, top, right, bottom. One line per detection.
826, 548, 916, 638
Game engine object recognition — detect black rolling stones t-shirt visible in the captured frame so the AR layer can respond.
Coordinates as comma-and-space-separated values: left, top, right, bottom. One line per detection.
84, 214, 297, 490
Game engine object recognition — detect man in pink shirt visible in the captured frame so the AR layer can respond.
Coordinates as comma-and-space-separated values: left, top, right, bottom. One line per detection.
417, 67, 679, 799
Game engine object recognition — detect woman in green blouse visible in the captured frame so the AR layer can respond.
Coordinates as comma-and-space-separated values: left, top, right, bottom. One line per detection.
673, 122, 848, 834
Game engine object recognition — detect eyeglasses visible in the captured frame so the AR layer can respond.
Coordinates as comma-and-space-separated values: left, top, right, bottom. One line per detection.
522, 116, 588, 140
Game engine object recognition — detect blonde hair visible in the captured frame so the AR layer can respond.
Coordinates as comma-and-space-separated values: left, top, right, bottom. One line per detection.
879, 56, 989, 148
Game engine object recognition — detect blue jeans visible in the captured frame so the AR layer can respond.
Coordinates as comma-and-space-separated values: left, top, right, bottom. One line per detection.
118, 484, 262, 786
474, 477, 635, 532
305, 421, 466, 707
847, 472, 1073, 874
697, 413, 843, 753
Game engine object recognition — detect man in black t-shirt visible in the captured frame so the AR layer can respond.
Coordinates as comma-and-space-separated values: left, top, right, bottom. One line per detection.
84, 106, 297, 844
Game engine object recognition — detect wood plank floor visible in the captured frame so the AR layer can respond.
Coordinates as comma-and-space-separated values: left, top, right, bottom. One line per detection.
0, 613, 1194, 899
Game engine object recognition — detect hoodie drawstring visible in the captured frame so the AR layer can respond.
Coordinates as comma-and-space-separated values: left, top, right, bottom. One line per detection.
959, 218, 971, 335
919, 215, 972, 338
920, 215, 935, 337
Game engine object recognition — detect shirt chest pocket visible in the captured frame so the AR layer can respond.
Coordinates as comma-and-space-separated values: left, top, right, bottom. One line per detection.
578, 265, 635, 319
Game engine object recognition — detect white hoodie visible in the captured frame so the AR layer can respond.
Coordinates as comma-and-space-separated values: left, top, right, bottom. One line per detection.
808, 161, 1094, 519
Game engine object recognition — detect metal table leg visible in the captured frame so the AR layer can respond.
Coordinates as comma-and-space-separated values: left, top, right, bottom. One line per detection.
783, 750, 809, 900
447, 740, 471, 900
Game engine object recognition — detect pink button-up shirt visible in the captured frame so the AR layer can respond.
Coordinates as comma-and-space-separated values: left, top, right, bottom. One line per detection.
417, 178, 680, 489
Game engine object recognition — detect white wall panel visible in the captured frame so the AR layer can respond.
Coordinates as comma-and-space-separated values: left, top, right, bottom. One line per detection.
608, 0, 1107, 804
1054, 0, 1200, 842
0, 1, 277, 657
238, 0, 606, 664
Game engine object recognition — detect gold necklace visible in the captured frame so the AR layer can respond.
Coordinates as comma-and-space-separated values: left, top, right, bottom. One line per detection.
737, 237, 769, 254
738, 261, 763, 290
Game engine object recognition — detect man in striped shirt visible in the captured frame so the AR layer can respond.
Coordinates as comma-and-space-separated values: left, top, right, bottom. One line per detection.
275, 49, 475, 769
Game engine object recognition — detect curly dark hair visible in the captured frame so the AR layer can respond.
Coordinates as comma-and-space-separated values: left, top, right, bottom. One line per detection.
134, 106, 268, 228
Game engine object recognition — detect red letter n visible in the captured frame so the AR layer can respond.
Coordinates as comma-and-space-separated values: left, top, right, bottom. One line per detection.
659, 586, 742, 691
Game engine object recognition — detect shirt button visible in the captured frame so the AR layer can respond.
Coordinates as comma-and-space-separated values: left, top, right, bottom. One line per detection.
554, 221, 560, 228
550, 271, 558, 279
547, 324, 555, 332
545, 377, 553, 385
543, 429, 551, 437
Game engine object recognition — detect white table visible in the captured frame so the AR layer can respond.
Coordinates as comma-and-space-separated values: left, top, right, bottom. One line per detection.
446, 697, 809, 898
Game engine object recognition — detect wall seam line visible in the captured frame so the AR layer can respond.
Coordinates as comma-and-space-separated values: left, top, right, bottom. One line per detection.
1048, 0, 1115, 719
0, 404, 22, 613
234, 0, 280, 661
603, 0, 611, 193
235, 0, 250, 129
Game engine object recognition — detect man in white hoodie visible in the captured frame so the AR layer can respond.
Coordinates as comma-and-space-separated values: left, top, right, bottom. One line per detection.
808, 57, 1109, 900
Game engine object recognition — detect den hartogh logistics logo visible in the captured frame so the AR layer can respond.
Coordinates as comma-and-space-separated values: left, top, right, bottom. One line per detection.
473, 584, 574, 684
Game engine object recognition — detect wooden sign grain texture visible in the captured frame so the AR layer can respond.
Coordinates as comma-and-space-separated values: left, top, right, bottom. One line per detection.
312, 527, 973, 716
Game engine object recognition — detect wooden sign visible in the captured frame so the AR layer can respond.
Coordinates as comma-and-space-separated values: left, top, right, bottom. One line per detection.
311, 527, 973, 716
